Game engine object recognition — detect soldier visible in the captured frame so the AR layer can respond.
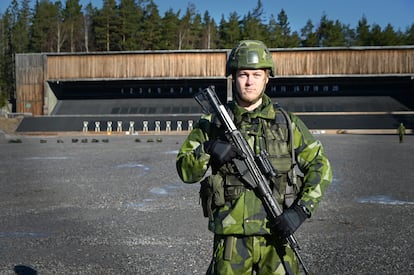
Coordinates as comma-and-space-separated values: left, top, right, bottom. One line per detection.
176, 40, 332, 274
397, 122, 406, 143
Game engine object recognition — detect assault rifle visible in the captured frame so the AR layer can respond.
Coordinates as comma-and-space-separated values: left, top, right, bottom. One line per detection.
194, 86, 310, 275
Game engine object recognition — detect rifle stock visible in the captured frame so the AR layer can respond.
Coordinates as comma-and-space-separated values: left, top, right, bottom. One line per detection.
194, 86, 310, 275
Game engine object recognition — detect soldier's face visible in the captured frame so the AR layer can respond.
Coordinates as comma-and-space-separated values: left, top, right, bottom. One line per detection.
235, 69, 269, 109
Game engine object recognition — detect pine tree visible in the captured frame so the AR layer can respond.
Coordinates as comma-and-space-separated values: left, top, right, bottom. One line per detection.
370, 24, 383, 46
93, 0, 120, 51
0, 0, 412, 54
318, 15, 346, 47
199, 11, 217, 49
356, 16, 371, 46
177, 3, 196, 50
11, 0, 31, 53
119, 0, 142, 50
190, 13, 202, 49
301, 19, 318, 47
217, 12, 242, 48
30, 0, 62, 52
140, 0, 162, 50
83, 3, 96, 52
381, 24, 401, 45
265, 15, 280, 47
0, 9, 14, 107
405, 23, 414, 45
62, 0, 83, 52
277, 9, 290, 47
160, 8, 180, 49
241, 0, 265, 41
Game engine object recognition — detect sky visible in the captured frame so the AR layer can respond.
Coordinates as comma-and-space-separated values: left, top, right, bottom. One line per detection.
1, 0, 413, 33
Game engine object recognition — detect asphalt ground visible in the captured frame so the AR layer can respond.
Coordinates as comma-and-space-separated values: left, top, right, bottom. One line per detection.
0, 133, 413, 275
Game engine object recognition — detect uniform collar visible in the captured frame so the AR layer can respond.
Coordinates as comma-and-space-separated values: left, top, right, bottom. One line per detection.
231, 94, 275, 121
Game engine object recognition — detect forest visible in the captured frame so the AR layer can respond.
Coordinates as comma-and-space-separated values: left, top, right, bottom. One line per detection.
1, 0, 414, 108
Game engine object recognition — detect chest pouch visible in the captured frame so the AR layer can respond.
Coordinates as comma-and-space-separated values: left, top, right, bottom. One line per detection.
260, 111, 303, 208
264, 120, 291, 173
223, 174, 246, 202
199, 174, 225, 220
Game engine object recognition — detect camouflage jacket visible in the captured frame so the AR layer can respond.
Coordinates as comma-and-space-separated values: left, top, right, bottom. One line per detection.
176, 94, 332, 235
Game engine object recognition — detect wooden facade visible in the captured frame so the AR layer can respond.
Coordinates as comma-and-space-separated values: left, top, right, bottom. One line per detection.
15, 54, 45, 115
273, 47, 414, 75
15, 46, 414, 115
46, 51, 227, 80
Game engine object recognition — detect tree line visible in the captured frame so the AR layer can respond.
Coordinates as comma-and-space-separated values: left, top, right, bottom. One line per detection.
1, 0, 414, 108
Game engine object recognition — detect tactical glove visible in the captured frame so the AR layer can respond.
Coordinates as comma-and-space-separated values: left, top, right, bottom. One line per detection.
271, 204, 308, 239
204, 139, 245, 167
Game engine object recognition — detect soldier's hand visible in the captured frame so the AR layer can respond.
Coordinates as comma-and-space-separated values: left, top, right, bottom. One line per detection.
271, 204, 308, 239
204, 139, 245, 167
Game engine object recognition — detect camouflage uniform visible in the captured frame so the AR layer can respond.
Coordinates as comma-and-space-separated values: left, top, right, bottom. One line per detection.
177, 40, 332, 274
398, 123, 406, 143
177, 94, 332, 274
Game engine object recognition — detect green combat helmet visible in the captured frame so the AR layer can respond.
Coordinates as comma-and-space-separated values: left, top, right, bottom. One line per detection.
226, 40, 275, 77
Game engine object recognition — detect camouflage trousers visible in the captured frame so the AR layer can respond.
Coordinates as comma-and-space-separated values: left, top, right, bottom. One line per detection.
206, 234, 299, 275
